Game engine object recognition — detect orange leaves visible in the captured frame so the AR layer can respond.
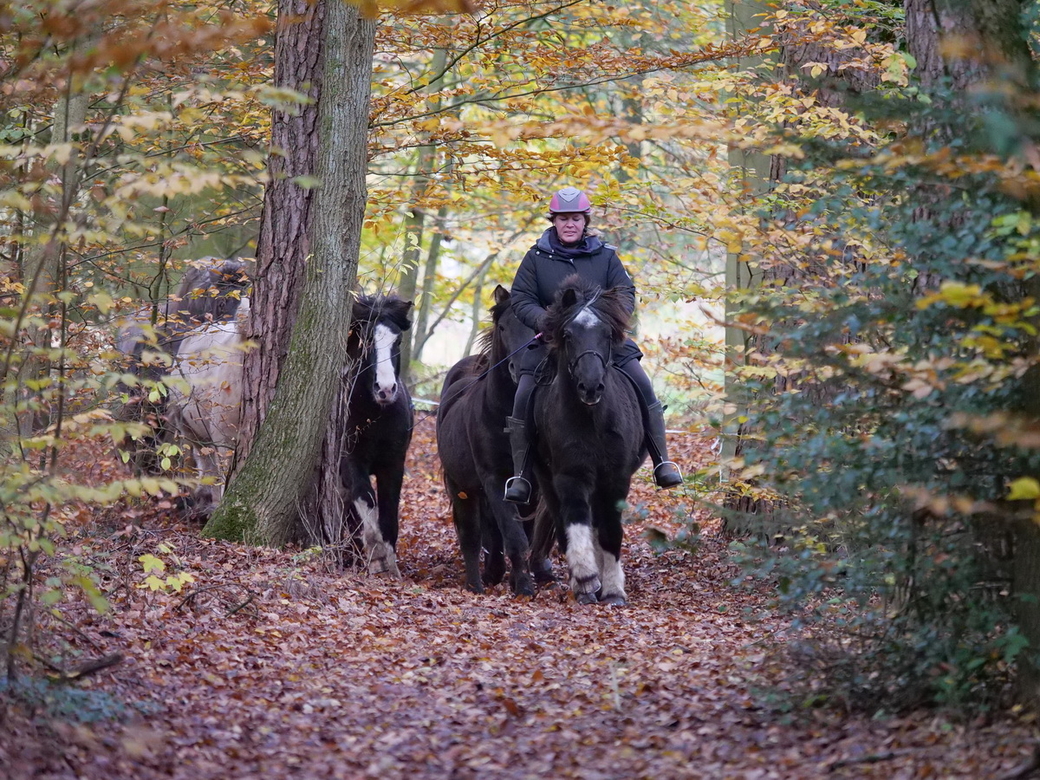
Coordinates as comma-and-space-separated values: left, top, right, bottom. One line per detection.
6, 2, 274, 86
359, 0, 481, 15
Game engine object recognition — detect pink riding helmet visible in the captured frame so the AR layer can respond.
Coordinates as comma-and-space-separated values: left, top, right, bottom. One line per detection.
548, 186, 591, 214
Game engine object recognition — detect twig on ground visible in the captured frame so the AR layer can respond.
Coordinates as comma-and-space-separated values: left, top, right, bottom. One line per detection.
225, 591, 256, 617
34, 652, 123, 682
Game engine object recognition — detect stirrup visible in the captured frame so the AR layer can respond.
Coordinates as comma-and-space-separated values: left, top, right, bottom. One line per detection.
504, 475, 533, 504
653, 461, 683, 489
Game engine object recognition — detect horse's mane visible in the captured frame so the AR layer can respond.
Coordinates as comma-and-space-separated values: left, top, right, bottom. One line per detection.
544, 274, 630, 345
352, 292, 413, 332
473, 288, 512, 361
172, 258, 251, 324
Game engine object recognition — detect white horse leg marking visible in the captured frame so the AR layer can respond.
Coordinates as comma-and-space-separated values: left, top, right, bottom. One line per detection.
355, 495, 400, 579
598, 548, 626, 603
372, 323, 398, 404
566, 524, 600, 595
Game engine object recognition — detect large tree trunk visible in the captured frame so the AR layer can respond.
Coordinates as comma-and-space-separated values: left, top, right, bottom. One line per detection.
234, 0, 324, 470
203, 0, 376, 545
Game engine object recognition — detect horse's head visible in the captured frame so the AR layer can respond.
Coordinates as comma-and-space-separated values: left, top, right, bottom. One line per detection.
171, 258, 252, 327
545, 275, 629, 406
348, 293, 413, 407
486, 285, 535, 384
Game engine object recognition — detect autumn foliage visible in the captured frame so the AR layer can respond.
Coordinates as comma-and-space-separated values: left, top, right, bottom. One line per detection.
4, 1, 1040, 776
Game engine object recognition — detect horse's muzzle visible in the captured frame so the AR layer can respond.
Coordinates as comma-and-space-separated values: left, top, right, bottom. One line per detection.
374, 382, 399, 405
578, 383, 604, 406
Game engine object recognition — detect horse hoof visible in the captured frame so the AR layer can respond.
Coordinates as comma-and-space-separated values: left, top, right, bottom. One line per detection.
511, 575, 535, 598
465, 580, 484, 594
572, 574, 601, 597
599, 594, 627, 607
575, 592, 598, 605
483, 566, 506, 587
532, 559, 556, 585
369, 558, 401, 579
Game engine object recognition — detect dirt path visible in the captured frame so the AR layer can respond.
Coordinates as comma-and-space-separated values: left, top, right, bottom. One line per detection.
2, 425, 1037, 779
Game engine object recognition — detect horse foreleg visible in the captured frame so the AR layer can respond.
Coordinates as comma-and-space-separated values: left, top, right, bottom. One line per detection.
554, 477, 599, 601
479, 498, 506, 588
190, 443, 223, 520
593, 493, 627, 606
448, 488, 484, 593
526, 501, 557, 585
355, 484, 400, 579
594, 528, 626, 607
482, 479, 534, 597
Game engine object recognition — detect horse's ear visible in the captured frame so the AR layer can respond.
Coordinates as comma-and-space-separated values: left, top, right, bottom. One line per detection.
395, 300, 414, 332
561, 288, 578, 309
493, 285, 510, 306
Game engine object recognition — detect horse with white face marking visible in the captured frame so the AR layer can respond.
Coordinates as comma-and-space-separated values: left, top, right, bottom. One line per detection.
339, 293, 414, 578
531, 275, 646, 606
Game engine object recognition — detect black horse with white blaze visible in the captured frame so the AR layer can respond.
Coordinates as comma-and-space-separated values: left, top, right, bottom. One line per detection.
530, 275, 646, 606
340, 293, 415, 578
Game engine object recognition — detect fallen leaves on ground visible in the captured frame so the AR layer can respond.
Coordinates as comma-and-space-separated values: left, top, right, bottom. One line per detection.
2, 420, 1038, 779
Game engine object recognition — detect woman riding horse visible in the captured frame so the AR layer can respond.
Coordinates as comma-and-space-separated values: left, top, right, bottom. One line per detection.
504, 186, 683, 503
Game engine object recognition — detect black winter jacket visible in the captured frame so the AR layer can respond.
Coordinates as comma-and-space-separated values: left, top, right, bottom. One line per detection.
511, 228, 642, 369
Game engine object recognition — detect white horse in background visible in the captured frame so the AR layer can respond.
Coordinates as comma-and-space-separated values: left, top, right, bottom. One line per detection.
166, 295, 251, 517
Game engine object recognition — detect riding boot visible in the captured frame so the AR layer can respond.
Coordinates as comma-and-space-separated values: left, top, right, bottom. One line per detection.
645, 401, 683, 489
503, 416, 534, 504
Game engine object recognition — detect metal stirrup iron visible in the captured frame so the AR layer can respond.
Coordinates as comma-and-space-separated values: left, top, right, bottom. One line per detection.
504, 475, 532, 503
653, 460, 683, 489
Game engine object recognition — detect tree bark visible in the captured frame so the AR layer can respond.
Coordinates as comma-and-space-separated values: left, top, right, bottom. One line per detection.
234, 0, 325, 471
204, 0, 376, 545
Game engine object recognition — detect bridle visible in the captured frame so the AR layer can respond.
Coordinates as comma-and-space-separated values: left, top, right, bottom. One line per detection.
563, 294, 612, 377
567, 347, 609, 376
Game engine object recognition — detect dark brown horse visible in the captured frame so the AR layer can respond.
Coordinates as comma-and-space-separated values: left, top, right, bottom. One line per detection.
530, 275, 646, 605
436, 286, 538, 596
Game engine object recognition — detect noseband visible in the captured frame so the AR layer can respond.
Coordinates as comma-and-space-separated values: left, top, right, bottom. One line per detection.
568, 347, 609, 376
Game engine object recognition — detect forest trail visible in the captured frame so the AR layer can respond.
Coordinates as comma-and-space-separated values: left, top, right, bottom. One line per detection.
2, 422, 1036, 780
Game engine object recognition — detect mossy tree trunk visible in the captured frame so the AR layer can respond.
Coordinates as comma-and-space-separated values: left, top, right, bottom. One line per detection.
203, 0, 376, 545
